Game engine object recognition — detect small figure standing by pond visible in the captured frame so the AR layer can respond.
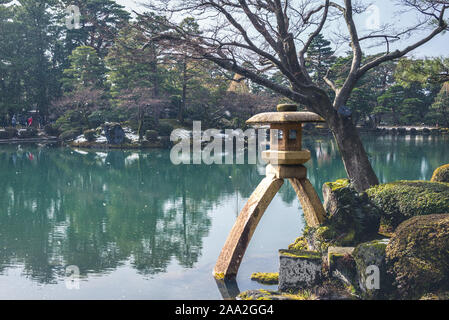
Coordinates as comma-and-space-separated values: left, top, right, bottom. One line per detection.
12, 115, 17, 128
27, 116, 33, 127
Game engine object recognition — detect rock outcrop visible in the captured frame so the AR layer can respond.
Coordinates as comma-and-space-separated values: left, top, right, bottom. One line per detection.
104, 122, 126, 145
304, 179, 381, 252
278, 249, 323, 291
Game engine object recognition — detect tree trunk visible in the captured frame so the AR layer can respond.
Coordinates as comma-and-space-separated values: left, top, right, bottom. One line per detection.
327, 112, 379, 192
179, 59, 187, 123
138, 105, 144, 141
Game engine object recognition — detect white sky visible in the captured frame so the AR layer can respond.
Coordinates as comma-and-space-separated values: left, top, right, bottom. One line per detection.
117, 0, 449, 58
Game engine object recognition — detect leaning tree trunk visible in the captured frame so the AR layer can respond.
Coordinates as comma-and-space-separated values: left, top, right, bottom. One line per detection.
327, 112, 379, 192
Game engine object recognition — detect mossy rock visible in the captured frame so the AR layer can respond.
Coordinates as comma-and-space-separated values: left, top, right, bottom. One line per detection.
431, 164, 449, 183
367, 181, 449, 230
250, 272, 279, 285
386, 214, 449, 300
306, 179, 381, 253
352, 239, 393, 299
323, 179, 350, 192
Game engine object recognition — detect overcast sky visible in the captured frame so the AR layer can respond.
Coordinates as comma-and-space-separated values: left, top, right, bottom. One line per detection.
116, 0, 449, 58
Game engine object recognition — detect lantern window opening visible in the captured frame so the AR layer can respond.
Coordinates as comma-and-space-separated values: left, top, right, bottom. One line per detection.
289, 129, 297, 140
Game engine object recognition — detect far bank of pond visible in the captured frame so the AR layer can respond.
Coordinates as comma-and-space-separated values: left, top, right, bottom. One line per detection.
0, 134, 447, 299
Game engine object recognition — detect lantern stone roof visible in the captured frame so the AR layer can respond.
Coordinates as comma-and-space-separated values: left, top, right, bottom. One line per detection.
246, 112, 325, 125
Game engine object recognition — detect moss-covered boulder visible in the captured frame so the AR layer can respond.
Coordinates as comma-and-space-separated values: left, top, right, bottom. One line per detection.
386, 214, 449, 300
431, 164, 449, 183
352, 239, 393, 299
367, 181, 449, 230
323, 179, 381, 237
305, 179, 381, 252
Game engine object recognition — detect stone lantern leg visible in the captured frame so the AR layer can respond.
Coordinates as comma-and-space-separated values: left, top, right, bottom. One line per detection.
213, 104, 326, 279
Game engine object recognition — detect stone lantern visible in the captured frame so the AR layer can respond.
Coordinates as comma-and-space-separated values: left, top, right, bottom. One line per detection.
214, 104, 327, 279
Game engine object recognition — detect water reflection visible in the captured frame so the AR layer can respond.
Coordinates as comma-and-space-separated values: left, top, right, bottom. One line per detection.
0, 134, 447, 297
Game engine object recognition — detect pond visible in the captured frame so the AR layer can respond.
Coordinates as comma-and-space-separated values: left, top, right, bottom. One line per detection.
0, 134, 447, 299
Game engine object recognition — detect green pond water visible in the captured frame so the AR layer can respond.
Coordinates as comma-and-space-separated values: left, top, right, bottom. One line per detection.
0, 134, 447, 299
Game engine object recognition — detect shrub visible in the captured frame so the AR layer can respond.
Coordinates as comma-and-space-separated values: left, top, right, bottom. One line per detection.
157, 123, 174, 137
367, 180, 449, 230
55, 110, 85, 132
145, 130, 158, 141
44, 123, 60, 136
59, 128, 81, 141
83, 129, 96, 142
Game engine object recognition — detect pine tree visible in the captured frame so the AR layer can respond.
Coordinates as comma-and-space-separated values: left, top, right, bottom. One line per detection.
305, 34, 335, 88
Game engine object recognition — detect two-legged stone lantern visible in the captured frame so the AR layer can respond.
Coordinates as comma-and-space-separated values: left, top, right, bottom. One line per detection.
214, 104, 326, 279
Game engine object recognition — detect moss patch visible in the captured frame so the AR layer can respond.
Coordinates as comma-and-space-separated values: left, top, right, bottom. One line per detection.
367, 180, 449, 229
279, 249, 321, 260
214, 273, 225, 280
324, 179, 350, 192
250, 272, 279, 285
288, 236, 309, 251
